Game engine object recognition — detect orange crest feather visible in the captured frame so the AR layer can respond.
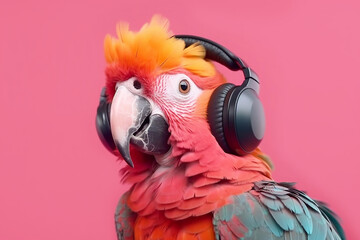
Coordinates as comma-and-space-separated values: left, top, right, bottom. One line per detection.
104, 15, 216, 78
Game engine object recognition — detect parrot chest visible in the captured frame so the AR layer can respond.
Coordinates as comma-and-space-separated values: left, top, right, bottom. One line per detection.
133, 213, 216, 240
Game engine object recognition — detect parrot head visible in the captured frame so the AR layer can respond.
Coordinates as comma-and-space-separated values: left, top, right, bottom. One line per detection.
104, 16, 272, 181
104, 16, 229, 168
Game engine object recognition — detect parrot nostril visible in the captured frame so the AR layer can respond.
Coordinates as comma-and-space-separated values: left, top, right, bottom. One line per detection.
133, 80, 142, 90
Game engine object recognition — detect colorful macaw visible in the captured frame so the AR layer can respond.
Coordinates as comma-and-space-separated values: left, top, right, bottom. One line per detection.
97, 16, 345, 240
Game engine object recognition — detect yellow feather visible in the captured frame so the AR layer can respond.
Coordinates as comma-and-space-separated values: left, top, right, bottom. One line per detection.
183, 43, 206, 58
182, 58, 215, 77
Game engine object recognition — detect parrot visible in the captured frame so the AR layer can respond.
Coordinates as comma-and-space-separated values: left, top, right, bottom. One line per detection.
98, 16, 345, 240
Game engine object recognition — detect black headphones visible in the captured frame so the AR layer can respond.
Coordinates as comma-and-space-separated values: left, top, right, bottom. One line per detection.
96, 35, 265, 156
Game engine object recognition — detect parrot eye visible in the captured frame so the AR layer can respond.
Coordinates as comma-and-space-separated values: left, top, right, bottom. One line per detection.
179, 79, 190, 94
133, 80, 142, 90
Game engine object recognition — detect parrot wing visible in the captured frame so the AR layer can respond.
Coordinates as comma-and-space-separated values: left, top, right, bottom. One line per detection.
115, 191, 136, 240
213, 181, 344, 240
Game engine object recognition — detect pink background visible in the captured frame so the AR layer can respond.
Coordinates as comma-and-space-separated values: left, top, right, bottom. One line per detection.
0, 0, 359, 239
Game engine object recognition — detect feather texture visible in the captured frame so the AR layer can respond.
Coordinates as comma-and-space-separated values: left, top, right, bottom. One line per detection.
115, 192, 136, 240
115, 117, 272, 238
213, 181, 344, 240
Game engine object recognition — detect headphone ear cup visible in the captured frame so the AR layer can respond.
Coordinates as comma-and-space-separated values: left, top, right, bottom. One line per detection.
224, 86, 265, 155
207, 83, 235, 153
208, 83, 265, 156
95, 88, 116, 153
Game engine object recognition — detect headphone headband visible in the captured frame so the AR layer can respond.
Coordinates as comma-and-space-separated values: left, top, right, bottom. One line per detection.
174, 35, 259, 84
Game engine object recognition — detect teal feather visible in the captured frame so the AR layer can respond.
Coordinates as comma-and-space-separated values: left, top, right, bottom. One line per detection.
295, 213, 313, 234
251, 228, 273, 240
114, 192, 136, 240
260, 194, 284, 211
263, 208, 284, 237
317, 202, 346, 240
281, 197, 303, 214
269, 208, 295, 231
297, 197, 311, 219
218, 202, 234, 222
262, 191, 278, 199
213, 181, 344, 240
308, 210, 327, 240
298, 196, 321, 213
326, 227, 335, 240
234, 195, 257, 228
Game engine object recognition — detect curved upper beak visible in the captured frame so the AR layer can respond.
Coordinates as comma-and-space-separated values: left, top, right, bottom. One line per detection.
110, 85, 151, 167
110, 85, 171, 167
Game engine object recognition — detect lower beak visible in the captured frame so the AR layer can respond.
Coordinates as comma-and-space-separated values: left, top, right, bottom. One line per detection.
110, 86, 151, 167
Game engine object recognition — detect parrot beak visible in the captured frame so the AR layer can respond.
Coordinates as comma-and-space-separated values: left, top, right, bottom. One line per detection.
110, 85, 170, 167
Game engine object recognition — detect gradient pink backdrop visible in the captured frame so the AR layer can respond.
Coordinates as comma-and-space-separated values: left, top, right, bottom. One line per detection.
0, 0, 359, 239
